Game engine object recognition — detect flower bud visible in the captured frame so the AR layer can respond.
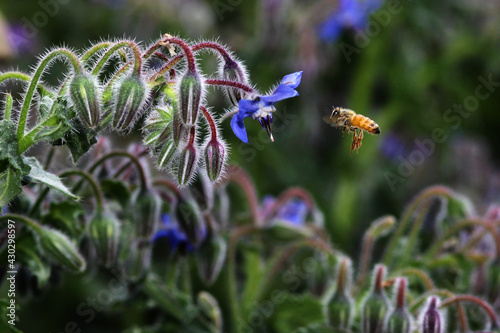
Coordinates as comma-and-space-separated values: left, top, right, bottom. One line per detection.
132, 188, 160, 239
197, 291, 223, 332
112, 75, 147, 132
69, 73, 101, 129
125, 240, 151, 282
172, 110, 185, 146
419, 297, 443, 333
387, 278, 413, 333
221, 58, 248, 106
307, 251, 334, 297
37, 226, 86, 272
88, 212, 120, 267
204, 139, 226, 181
196, 233, 226, 285
362, 265, 391, 333
179, 69, 202, 125
325, 258, 354, 330
175, 198, 206, 246
177, 144, 197, 185
157, 139, 177, 168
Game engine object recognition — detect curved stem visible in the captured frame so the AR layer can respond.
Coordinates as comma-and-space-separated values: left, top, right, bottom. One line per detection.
440, 295, 499, 328
17, 48, 82, 142
0, 71, 53, 97
149, 54, 183, 82
205, 79, 255, 94
424, 218, 500, 261
393, 268, 435, 290
192, 42, 232, 62
160, 35, 196, 72
383, 186, 454, 266
92, 40, 143, 77
200, 106, 217, 141
3, 93, 13, 120
82, 41, 112, 65
60, 169, 104, 214
0, 214, 43, 233
152, 178, 183, 199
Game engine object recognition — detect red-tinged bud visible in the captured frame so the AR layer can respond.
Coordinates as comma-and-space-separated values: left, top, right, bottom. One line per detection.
221, 58, 248, 106
179, 69, 202, 125
177, 144, 197, 186
420, 297, 444, 333
69, 73, 101, 129
325, 258, 354, 330
362, 265, 391, 333
88, 212, 120, 267
204, 139, 226, 182
172, 110, 185, 146
157, 139, 177, 168
112, 75, 147, 132
387, 278, 413, 333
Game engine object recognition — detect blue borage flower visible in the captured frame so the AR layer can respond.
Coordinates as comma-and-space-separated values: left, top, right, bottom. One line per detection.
152, 214, 199, 252
230, 71, 302, 143
262, 195, 308, 226
319, 0, 383, 42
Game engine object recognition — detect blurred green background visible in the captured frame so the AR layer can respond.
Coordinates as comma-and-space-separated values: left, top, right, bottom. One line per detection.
1, 0, 500, 330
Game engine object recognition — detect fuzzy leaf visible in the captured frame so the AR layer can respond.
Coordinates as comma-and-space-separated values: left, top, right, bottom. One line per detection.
62, 119, 97, 163
269, 293, 324, 333
100, 179, 131, 209
42, 201, 85, 237
24, 157, 78, 200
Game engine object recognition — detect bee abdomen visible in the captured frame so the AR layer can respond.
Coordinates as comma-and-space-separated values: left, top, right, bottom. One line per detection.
352, 115, 380, 134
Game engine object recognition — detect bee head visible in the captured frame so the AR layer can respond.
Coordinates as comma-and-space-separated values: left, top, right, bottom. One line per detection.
327, 105, 339, 117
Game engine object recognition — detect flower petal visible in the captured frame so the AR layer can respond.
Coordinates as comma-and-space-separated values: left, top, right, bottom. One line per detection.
231, 114, 249, 143
263, 84, 298, 103
280, 71, 303, 89
238, 98, 260, 118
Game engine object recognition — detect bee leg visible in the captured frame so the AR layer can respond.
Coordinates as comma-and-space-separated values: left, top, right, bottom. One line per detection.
351, 131, 357, 155
342, 126, 346, 137
358, 130, 363, 149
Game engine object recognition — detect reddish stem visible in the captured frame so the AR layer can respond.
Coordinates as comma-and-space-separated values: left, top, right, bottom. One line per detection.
188, 125, 196, 146
162, 36, 196, 72
396, 278, 407, 310
192, 42, 232, 62
440, 295, 499, 328
200, 106, 218, 141
205, 79, 255, 94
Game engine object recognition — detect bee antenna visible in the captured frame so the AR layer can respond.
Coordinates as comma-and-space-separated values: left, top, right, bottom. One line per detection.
325, 104, 334, 109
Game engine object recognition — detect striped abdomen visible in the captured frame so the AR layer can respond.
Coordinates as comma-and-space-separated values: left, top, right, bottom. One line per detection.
351, 114, 380, 134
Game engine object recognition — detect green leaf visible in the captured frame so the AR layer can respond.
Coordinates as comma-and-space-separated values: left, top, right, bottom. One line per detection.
23, 157, 78, 200
18, 245, 51, 288
100, 179, 131, 209
62, 118, 97, 163
269, 293, 325, 333
41, 201, 84, 237
0, 119, 31, 206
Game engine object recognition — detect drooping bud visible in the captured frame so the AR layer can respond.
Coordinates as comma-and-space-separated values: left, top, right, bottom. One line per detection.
196, 233, 226, 285
175, 198, 206, 246
419, 297, 444, 333
387, 278, 413, 333
177, 143, 197, 185
125, 240, 151, 282
157, 139, 177, 168
197, 291, 223, 332
221, 58, 248, 106
69, 73, 101, 129
325, 258, 354, 330
172, 110, 185, 146
37, 226, 86, 272
112, 75, 147, 132
88, 212, 120, 267
179, 69, 202, 125
362, 264, 391, 333
307, 250, 334, 297
204, 139, 226, 181
132, 188, 160, 239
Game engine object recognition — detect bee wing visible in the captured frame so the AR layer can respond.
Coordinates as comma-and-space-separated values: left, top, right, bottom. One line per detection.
322, 115, 338, 127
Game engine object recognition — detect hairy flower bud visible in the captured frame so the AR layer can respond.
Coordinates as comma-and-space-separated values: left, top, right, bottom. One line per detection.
88, 212, 120, 267
37, 226, 86, 272
126, 240, 151, 282
362, 265, 391, 333
419, 297, 443, 333
179, 69, 202, 125
69, 73, 101, 129
158, 139, 177, 168
113, 75, 147, 132
387, 278, 413, 333
175, 198, 205, 246
221, 58, 248, 106
177, 144, 197, 185
325, 259, 354, 330
172, 110, 185, 146
132, 188, 160, 239
197, 291, 223, 332
196, 233, 226, 285
204, 139, 225, 181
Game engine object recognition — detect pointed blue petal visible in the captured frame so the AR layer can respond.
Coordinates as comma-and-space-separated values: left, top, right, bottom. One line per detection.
280, 71, 303, 89
262, 85, 298, 103
231, 114, 249, 143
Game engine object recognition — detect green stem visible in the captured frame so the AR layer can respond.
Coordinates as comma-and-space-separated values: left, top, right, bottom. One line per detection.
17, 48, 82, 142
424, 218, 500, 261
0, 71, 53, 97
0, 214, 43, 233
60, 169, 104, 214
82, 41, 112, 65
18, 113, 60, 153
383, 186, 454, 266
92, 41, 143, 77
3, 93, 13, 120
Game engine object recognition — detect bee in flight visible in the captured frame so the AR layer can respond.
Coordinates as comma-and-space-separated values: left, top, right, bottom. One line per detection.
323, 106, 381, 154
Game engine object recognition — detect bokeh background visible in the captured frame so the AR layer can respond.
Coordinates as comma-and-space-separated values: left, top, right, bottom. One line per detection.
1, 0, 500, 331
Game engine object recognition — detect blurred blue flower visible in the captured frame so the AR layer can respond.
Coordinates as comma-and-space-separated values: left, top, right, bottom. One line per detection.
262, 195, 308, 226
319, 0, 383, 41
380, 133, 408, 162
231, 71, 302, 143
152, 214, 194, 252
0, 206, 7, 216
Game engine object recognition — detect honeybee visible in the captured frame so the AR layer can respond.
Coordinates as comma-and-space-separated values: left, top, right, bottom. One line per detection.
323, 106, 381, 154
